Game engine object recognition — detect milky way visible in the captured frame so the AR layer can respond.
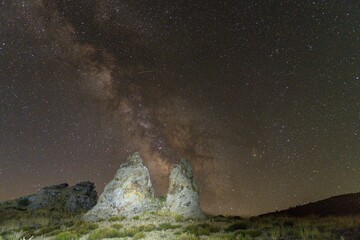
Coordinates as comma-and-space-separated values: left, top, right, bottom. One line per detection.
1, 0, 359, 216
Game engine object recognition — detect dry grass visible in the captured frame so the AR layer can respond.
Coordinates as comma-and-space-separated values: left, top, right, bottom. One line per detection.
1, 212, 359, 240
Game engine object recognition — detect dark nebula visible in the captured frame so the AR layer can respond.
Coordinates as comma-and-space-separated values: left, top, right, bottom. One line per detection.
0, 0, 359, 216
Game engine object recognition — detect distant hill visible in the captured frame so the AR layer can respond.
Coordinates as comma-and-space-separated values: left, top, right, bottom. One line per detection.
260, 192, 360, 217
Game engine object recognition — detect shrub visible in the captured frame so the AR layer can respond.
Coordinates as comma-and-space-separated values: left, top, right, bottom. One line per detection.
108, 216, 126, 222
21, 225, 37, 232
225, 222, 248, 232
54, 231, 79, 240
185, 223, 220, 236
133, 232, 146, 239
111, 223, 123, 229
97, 227, 144, 238
18, 199, 31, 207
298, 225, 322, 240
88, 228, 121, 240
64, 221, 75, 228
158, 223, 181, 230
244, 229, 262, 238
37, 225, 60, 236
72, 221, 99, 235
133, 216, 140, 220
208, 234, 237, 240
176, 233, 200, 240
120, 228, 139, 237
270, 227, 281, 240
235, 234, 252, 240
138, 224, 156, 232
159, 196, 166, 202
175, 214, 184, 222
283, 220, 295, 227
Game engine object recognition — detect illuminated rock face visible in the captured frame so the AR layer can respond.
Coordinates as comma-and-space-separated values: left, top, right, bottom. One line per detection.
164, 158, 205, 219
84, 152, 159, 221
84, 153, 205, 221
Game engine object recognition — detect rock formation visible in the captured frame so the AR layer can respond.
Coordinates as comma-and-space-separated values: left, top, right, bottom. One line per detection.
0, 181, 97, 214
1, 153, 206, 222
84, 152, 159, 221
164, 158, 205, 219
65, 182, 98, 212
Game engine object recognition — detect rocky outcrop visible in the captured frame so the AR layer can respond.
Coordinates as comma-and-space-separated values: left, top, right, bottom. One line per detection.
26, 183, 70, 209
28, 181, 97, 213
84, 152, 159, 221
164, 158, 205, 219
0, 181, 97, 214
1, 153, 207, 222
65, 182, 98, 212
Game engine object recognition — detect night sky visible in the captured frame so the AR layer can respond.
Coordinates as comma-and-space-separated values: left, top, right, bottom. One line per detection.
0, 0, 359, 216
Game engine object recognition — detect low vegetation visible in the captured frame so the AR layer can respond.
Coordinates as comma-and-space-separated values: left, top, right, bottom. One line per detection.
185, 223, 221, 236
88, 228, 122, 240
54, 231, 79, 240
0, 214, 359, 239
225, 222, 248, 231
108, 216, 126, 222
158, 223, 181, 230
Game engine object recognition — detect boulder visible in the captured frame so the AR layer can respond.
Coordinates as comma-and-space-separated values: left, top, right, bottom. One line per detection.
164, 158, 205, 219
84, 152, 159, 221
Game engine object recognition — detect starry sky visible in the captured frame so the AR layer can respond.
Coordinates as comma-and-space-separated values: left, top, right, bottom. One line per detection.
0, 0, 359, 216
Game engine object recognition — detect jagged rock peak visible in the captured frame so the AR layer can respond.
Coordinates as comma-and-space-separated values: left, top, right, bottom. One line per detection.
125, 151, 143, 166
179, 158, 195, 179
84, 152, 159, 221
42, 183, 69, 190
165, 158, 205, 219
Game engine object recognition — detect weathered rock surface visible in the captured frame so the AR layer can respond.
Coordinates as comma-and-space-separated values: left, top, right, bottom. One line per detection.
164, 158, 205, 219
0, 181, 97, 214
84, 152, 159, 221
65, 182, 98, 212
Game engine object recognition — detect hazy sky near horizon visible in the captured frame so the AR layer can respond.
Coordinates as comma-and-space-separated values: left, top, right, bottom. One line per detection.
0, 0, 359, 216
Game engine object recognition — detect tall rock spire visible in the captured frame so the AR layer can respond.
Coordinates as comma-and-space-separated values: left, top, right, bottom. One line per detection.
84, 152, 158, 221
164, 158, 205, 219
